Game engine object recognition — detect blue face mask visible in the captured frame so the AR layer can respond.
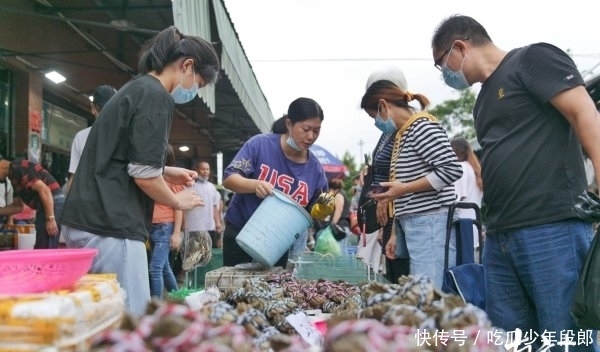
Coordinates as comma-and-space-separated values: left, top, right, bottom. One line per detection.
374, 105, 398, 134
441, 47, 470, 90
286, 135, 303, 152
171, 68, 199, 104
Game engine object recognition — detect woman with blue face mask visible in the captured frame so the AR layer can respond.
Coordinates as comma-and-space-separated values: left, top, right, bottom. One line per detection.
359, 80, 463, 290
222, 97, 332, 267
61, 26, 220, 317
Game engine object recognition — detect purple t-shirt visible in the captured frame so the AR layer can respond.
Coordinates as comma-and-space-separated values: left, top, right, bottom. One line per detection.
224, 133, 328, 227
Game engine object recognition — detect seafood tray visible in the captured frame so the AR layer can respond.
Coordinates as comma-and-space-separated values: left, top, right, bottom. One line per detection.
204, 264, 284, 291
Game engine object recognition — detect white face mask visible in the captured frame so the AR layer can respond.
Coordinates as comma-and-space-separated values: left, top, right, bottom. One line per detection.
171, 67, 198, 104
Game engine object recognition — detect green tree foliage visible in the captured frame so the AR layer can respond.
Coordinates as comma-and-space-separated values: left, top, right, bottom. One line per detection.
341, 151, 359, 196
429, 89, 477, 139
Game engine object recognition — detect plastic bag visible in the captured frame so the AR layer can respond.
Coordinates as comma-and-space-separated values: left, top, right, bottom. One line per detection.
314, 225, 341, 256
571, 228, 600, 329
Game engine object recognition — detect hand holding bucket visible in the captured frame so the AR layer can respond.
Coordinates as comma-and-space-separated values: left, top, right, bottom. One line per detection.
236, 189, 313, 267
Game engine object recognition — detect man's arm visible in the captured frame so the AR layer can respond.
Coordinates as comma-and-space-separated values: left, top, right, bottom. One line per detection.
552, 85, 600, 187
135, 176, 180, 208
134, 176, 203, 211
65, 173, 74, 194
30, 180, 59, 236
171, 209, 183, 250
0, 197, 23, 216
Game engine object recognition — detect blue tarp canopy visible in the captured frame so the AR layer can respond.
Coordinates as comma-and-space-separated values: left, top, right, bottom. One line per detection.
309, 144, 349, 180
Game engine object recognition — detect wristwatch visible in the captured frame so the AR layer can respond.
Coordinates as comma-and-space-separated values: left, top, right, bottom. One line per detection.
46, 215, 55, 222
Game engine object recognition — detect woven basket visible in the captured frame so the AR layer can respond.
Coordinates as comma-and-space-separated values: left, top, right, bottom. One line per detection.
0, 248, 98, 294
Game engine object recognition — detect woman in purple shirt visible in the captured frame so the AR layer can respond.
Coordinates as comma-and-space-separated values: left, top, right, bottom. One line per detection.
222, 97, 330, 267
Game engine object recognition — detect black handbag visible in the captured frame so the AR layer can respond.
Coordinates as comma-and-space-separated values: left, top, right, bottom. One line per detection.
329, 222, 347, 241
571, 190, 600, 329
571, 227, 600, 329
357, 154, 382, 234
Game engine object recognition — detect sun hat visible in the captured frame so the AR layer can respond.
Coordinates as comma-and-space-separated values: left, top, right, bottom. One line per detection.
365, 66, 408, 90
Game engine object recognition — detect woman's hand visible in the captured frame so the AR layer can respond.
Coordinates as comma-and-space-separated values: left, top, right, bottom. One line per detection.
376, 200, 389, 226
164, 166, 198, 187
372, 181, 406, 204
254, 180, 274, 198
174, 188, 203, 210
385, 232, 397, 260
171, 231, 182, 250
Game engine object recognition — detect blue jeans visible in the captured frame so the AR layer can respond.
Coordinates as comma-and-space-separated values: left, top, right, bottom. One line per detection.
485, 219, 597, 351
63, 227, 150, 317
149, 223, 178, 299
397, 209, 455, 290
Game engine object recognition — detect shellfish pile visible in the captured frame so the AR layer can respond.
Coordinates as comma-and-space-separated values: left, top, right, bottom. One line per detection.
91, 274, 507, 351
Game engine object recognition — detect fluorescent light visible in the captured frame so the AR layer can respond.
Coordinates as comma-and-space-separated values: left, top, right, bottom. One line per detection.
45, 71, 66, 84
179, 146, 190, 152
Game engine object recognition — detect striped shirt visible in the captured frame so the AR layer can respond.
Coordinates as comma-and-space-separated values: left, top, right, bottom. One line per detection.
184, 180, 221, 232
391, 118, 462, 215
9, 159, 61, 209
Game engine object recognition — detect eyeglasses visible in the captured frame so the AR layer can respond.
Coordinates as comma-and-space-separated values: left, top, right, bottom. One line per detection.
433, 47, 452, 71
433, 37, 469, 71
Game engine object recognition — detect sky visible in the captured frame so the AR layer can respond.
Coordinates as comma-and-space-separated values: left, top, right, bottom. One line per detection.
222, 0, 600, 166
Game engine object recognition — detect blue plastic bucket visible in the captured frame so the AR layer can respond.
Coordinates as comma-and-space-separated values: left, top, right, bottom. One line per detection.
236, 189, 313, 267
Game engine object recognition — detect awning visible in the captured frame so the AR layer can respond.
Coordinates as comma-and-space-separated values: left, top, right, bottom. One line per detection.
172, 0, 273, 133
172, 0, 216, 113
211, 0, 272, 132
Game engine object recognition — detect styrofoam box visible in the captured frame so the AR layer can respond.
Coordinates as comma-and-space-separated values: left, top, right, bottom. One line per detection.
205, 266, 284, 291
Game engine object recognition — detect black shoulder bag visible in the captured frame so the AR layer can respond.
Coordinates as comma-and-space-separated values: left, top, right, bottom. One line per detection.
357, 153, 381, 234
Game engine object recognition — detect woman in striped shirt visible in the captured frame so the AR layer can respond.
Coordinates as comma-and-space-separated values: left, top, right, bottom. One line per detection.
360, 80, 462, 289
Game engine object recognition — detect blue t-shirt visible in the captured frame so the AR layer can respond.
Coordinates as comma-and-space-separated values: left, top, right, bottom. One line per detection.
224, 133, 329, 227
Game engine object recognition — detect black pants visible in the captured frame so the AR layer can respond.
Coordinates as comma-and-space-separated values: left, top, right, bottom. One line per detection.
385, 257, 410, 284
209, 230, 221, 248
222, 221, 288, 268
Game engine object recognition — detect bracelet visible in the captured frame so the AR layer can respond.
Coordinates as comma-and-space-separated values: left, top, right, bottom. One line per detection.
46, 215, 55, 222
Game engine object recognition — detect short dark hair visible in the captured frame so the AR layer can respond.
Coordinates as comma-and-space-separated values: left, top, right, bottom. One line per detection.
431, 15, 492, 52
92, 85, 117, 110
